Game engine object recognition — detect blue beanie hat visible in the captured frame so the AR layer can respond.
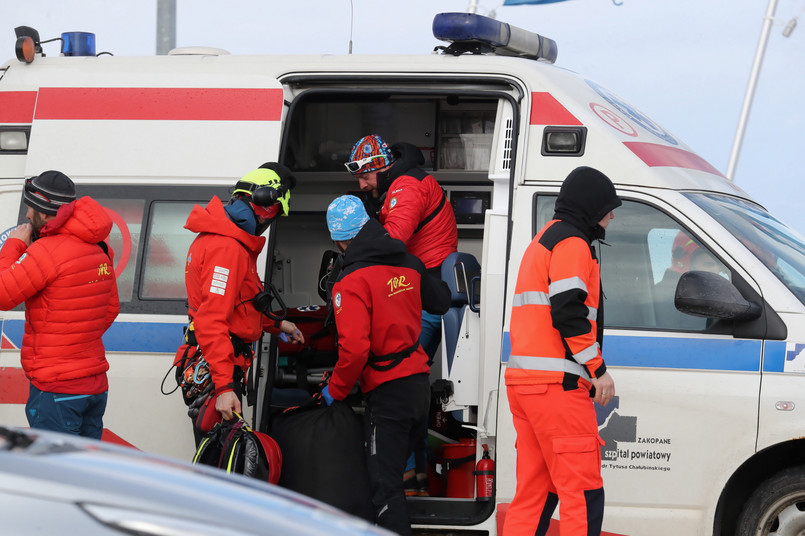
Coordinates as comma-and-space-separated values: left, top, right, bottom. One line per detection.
327, 195, 370, 241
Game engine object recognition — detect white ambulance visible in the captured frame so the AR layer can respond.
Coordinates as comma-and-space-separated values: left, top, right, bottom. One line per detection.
1, 13, 804, 536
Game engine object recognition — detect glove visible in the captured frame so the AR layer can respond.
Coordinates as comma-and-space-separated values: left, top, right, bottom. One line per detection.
321, 385, 334, 406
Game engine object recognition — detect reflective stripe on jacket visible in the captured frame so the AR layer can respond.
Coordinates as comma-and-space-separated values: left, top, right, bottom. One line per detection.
184, 196, 265, 392
506, 219, 606, 389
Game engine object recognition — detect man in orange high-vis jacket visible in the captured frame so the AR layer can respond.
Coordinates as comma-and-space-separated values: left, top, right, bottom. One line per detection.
504, 166, 621, 536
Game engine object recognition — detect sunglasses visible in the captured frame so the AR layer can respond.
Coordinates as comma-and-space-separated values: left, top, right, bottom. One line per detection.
344, 154, 386, 173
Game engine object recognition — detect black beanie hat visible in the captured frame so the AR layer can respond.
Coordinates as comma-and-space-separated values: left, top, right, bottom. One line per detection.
23, 170, 76, 216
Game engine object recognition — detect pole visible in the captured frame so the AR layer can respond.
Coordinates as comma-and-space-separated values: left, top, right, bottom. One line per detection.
725, 0, 778, 180
156, 0, 177, 55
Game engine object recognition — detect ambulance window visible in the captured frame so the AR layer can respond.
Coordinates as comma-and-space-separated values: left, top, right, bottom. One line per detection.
599, 200, 732, 332
534, 194, 732, 332
98, 198, 145, 304
141, 202, 196, 300
84, 185, 228, 315
282, 94, 497, 172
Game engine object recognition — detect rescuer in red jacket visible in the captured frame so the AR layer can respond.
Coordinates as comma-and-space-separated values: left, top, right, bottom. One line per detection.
183, 164, 304, 440
0, 170, 119, 439
320, 195, 450, 536
345, 134, 457, 361
505, 167, 621, 536
346, 134, 458, 495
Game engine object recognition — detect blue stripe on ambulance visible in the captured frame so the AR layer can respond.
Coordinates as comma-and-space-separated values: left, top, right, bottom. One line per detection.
763, 340, 788, 372
3, 319, 788, 369
2, 319, 183, 354
502, 332, 786, 372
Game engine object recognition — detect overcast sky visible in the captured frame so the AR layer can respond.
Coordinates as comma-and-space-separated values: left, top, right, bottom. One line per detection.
4, 0, 805, 234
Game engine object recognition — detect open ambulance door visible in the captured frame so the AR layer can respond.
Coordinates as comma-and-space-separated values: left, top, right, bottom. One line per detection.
250, 77, 521, 529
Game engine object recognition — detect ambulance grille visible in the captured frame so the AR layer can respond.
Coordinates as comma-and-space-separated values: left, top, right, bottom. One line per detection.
501, 117, 513, 171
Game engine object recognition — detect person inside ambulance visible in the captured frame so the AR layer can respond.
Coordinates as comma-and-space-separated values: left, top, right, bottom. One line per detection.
345, 134, 457, 362
345, 134, 458, 495
654, 232, 724, 329
319, 195, 450, 536
182, 163, 304, 444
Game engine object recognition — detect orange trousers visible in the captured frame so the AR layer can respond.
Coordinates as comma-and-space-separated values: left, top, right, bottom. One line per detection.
503, 383, 604, 536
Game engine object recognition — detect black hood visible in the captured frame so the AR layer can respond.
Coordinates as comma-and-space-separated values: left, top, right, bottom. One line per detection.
341, 218, 408, 271
553, 166, 622, 241
376, 142, 425, 195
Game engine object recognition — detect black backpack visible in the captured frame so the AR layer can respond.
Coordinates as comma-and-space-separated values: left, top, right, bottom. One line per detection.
270, 399, 374, 522
194, 416, 282, 484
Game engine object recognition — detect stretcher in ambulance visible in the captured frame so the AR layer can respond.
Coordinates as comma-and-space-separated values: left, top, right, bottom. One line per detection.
2, 13, 805, 536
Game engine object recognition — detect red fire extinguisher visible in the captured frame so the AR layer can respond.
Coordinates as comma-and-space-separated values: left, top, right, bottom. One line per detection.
475, 444, 495, 501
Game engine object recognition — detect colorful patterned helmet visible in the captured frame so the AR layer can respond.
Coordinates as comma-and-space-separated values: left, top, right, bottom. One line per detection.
345, 134, 395, 175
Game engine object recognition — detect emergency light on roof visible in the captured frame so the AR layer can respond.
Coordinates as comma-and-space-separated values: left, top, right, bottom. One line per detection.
432, 12, 558, 64
13, 26, 97, 63
61, 32, 96, 57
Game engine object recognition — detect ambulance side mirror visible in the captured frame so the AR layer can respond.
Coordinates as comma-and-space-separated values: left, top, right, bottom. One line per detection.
674, 271, 762, 321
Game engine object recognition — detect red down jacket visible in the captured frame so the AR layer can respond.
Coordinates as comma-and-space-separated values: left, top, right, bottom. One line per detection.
0, 197, 119, 385
184, 196, 267, 392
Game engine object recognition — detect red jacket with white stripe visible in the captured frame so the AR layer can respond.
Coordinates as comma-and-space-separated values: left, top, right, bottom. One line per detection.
184, 196, 267, 393
0, 197, 119, 385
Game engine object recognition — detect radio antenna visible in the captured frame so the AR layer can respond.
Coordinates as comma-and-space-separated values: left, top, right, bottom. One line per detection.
349, 0, 354, 54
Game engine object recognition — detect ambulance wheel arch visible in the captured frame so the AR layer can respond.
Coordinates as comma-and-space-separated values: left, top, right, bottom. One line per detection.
736, 466, 805, 536
723, 455, 805, 536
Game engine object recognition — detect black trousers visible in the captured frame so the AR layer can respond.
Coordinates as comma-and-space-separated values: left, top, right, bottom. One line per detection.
363, 373, 430, 536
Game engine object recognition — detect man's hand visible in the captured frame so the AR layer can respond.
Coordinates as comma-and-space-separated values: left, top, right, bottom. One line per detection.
280, 320, 305, 344
215, 390, 241, 421
591, 371, 615, 407
8, 224, 33, 246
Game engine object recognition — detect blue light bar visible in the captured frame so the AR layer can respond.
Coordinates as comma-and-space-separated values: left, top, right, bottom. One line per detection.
61, 32, 96, 57
433, 12, 558, 64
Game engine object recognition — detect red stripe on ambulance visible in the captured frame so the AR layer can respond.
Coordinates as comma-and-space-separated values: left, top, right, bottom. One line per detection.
0, 367, 28, 404
1, 333, 17, 350
0, 91, 37, 123
624, 141, 725, 177
530, 92, 582, 125
34, 87, 283, 121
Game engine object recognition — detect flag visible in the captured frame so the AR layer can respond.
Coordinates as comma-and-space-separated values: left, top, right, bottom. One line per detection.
503, 0, 572, 5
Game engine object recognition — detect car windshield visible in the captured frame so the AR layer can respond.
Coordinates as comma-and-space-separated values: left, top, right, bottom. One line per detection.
685, 192, 805, 306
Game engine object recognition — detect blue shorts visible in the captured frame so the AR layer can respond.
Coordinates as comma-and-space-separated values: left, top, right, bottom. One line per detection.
26, 384, 108, 439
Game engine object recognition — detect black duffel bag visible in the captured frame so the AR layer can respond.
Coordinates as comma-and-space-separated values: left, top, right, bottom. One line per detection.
270, 398, 374, 522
